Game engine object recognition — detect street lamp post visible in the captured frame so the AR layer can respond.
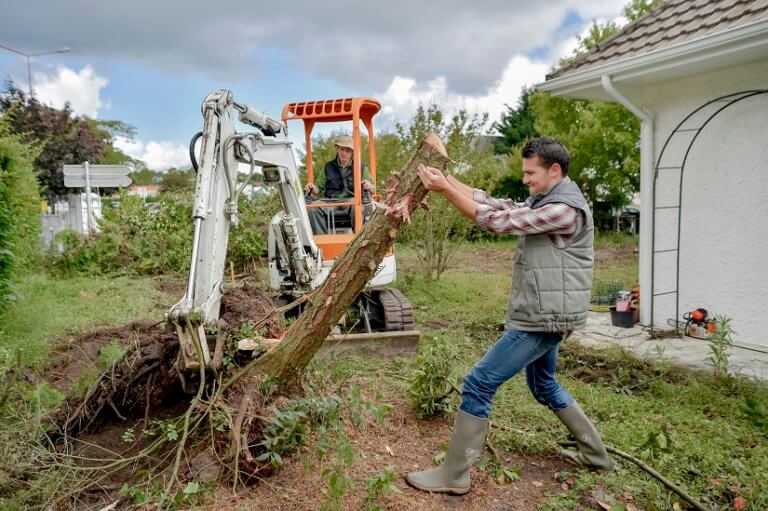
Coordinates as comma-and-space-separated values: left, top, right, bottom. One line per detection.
0, 44, 71, 96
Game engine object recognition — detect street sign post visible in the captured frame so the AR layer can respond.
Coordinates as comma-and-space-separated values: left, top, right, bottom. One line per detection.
62, 162, 132, 235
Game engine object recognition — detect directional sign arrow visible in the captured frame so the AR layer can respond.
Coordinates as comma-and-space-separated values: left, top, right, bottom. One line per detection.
63, 164, 131, 177
64, 175, 133, 188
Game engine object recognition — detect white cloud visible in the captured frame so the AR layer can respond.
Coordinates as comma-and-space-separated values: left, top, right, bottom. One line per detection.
3, 0, 627, 93
114, 136, 190, 171
33, 65, 109, 117
378, 55, 550, 128
551, 35, 580, 64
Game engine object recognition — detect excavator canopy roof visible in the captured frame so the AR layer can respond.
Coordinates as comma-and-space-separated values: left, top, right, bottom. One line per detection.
281, 97, 381, 125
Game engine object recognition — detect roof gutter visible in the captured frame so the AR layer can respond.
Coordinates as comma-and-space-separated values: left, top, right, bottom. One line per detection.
538, 17, 768, 97
600, 75, 654, 327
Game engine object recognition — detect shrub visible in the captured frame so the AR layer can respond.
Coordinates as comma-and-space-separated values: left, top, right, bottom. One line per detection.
0, 116, 41, 308
47, 190, 280, 276
409, 333, 464, 418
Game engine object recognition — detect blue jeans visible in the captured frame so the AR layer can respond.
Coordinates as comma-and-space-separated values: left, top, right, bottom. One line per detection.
459, 329, 574, 419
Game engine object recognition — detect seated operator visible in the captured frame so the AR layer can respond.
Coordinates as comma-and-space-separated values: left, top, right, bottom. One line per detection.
303, 135, 375, 234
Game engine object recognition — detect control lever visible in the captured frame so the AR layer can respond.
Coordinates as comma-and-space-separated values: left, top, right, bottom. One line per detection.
362, 188, 374, 222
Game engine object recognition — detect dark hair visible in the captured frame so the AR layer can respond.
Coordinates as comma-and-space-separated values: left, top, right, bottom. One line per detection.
521, 137, 570, 176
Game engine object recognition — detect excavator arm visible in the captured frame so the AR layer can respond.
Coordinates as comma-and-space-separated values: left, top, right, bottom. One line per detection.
167, 90, 321, 374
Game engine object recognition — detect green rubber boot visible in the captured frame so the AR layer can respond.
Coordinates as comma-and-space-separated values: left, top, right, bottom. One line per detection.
406, 409, 488, 495
556, 401, 614, 470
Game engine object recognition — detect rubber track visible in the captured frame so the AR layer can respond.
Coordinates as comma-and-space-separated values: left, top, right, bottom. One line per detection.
379, 288, 415, 332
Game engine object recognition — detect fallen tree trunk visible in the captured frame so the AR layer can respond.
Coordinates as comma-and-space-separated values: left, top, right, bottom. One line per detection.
221, 132, 450, 478
253, 132, 450, 382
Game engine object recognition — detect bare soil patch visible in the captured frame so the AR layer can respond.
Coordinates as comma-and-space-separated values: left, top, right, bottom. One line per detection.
594, 243, 637, 265
154, 278, 187, 298
450, 245, 515, 274
213, 382, 575, 511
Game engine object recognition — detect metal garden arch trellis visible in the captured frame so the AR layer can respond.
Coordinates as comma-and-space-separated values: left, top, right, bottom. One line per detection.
650, 89, 768, 335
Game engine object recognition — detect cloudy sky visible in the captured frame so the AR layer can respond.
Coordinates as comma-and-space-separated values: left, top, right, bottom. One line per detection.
0, 1, 625, 170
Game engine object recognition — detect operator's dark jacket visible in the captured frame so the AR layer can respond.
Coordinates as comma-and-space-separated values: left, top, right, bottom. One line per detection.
317, 159, 371, 198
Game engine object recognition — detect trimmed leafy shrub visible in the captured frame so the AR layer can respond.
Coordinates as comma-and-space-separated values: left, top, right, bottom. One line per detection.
48, 190, 280, 276
0, 116, 41, 308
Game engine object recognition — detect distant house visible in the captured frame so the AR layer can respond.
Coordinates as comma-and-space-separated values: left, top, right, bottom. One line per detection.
538, 0, 768, 351
127, 185, 160, 199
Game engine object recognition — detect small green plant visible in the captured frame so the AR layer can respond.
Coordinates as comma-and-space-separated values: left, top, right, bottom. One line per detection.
707, 316, 734, 379
636, 425, 672, 461
121, 427, 136, 444
742, 397, 768, 434
319, 466, 353, 511
319, 435, 356, 511
256, 405, 311, 469
25, 382, 65, 411
98, 339, 124, 368
478, 456, 522, 483
71, 367, 99, 398
432, 443, 449, 466
363, 465, 401, 510
144, 418, 182, 442
118, 483, 149, 506
409, 334, 463, 418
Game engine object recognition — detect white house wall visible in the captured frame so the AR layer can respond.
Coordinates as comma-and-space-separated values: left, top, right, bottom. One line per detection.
643, 58, 768, 349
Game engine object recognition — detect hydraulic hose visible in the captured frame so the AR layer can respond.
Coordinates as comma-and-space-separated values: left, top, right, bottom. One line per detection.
189, 131, 203, 172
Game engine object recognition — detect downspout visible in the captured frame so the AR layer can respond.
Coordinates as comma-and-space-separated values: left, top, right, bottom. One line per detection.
601, 75, 654, 327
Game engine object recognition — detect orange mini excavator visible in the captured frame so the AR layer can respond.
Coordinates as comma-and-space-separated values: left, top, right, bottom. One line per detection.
167, 90, 418, 375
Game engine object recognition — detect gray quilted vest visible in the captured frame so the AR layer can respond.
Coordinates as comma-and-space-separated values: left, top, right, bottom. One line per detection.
505, 178, 594, 332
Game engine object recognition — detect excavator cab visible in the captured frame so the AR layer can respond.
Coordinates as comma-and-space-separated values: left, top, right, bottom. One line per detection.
281, 97, 380, 259
277, 97, 417, 345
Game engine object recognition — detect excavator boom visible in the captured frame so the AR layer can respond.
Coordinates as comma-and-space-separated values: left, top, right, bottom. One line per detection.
167, 90, 321, 373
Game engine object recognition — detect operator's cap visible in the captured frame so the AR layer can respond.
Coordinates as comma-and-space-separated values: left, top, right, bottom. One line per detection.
334, 135, 354, 150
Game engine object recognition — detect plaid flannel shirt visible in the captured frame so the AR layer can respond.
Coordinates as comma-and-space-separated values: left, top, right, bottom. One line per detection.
473, 189, 583, 248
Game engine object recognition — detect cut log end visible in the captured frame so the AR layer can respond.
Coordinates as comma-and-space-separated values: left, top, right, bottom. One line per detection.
424, 133, 452, 163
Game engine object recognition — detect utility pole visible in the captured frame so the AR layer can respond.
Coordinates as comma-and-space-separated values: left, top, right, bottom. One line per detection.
0, 44, 71, 96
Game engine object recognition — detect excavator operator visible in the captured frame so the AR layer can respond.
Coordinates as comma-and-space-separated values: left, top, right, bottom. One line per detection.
304, 135, 374, 234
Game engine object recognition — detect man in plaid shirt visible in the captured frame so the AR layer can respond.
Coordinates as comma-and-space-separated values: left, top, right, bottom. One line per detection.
407, 137, 613, 495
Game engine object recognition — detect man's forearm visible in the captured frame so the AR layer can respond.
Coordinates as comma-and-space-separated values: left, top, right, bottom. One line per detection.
440, 185, 477, 221
446, 175, 474, 199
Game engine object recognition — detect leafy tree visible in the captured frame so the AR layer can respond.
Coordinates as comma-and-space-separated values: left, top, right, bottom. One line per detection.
395, 105, 506, 279
491, 149, 528, 204
0, 113, 41, 308
0, 82, 106, 199
563, 0, 663, 64
623, 0, 664, 23
492, 87, 539, 155
159, 168, 195, 194
531, 0, 662, 224
88, 119, 141, 168
531, 92, 640, 222
130, 166, 158, 186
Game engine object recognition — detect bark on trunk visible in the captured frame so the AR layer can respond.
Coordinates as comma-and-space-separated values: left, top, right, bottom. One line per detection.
255, 133, 450, 381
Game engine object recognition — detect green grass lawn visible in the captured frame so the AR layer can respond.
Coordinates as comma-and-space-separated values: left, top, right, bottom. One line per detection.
0, 273, 174, 368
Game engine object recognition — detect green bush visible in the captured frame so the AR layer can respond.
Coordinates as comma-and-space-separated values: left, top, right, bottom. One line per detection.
227, 193, 282, 271
409, 333, 464, 418
47, 190, 280, 276
0, 116, 41, 308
